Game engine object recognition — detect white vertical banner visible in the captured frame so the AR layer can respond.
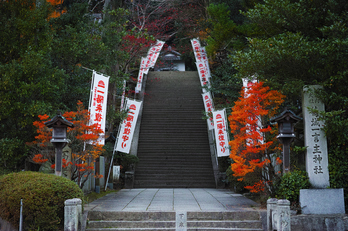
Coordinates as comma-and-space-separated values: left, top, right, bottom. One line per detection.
144, 58, 151, 75
242, 77, 258, 97
242, 78, 263, 146
147, 40, 165, 68
191, 38, 202, 62
89, 71, 109, 145
202, 92, 214, 130
213, 109, 230, 157
116, 98, 142, 153
196, 61, 211, 91
135, 57, 147, 92
201, 47, 211, 78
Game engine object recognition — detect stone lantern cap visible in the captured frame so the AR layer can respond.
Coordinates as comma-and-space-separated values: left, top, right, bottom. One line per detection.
270, 109, 302, 142
270, 109, 302, 124
44, 112, 74, 128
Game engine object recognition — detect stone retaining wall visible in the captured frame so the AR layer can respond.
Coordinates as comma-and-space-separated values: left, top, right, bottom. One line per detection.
291, 214, 348, 231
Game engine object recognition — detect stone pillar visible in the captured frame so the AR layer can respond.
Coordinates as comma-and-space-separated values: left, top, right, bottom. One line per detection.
277, 199, 290, 231
64, 198, 82, 231
301, 86, 345, 215
77, 199, 82, 226
302, 85, 330, 188
113, 165, 121, 181
124, 171, 134, 189
55, 142, 66, 176
99, 156, 105, 189
62, 146, 72, 180
176, 211, 187, 231
267, 198, 278, 231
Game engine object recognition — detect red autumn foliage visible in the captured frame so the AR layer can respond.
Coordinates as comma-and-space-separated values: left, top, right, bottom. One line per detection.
32, 154, 48, 164
29, 101, 104, 188
44, 0, 66, 19
228, 81, 285, 193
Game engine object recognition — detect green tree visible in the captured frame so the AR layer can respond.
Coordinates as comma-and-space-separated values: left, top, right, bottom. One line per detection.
205, 3, 237, 61
0, 0, 108, 171
49, 1, 108, 110
0, 0, 66, 170
230, 0, 348, 199
233, 0, 348, 107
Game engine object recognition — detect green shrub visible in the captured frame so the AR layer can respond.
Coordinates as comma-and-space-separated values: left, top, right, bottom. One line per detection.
0, 171, 83, 231
117, 152, 139, 172
276, 170, 310, 204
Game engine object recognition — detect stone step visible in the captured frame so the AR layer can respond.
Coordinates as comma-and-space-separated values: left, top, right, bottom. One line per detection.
135, 152, 212, 156
134, 172, 214, 178
87, 211, 261, 221
136, 157, 212, 162
134, 71, 215, 188
134, 168, 213, 174
134, 169, 213, 174
135, 159, 212, 164
136, 143, 210, 149
134, 175, 215, 181
139, 119, 207, 124
86, 211, 263, 231
133, 181, 216, 188
87, 221, 175, 229
86, 229, 263, 231
139, 125, 208, 129
134, 173, 214, 179
87, 220, 262, 229
135, 161, 213, 167
135, 160, 213, 165
138, 134, 209, 139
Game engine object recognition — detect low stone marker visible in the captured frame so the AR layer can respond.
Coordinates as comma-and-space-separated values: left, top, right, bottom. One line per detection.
267, 198, 278, 231
176, 211, 187, 231
277, 199, 291, 231
64, 198, 82, 231
267, 198, 291, 231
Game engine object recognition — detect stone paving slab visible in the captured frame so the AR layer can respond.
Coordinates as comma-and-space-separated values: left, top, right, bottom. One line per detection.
85, 188, 260, 212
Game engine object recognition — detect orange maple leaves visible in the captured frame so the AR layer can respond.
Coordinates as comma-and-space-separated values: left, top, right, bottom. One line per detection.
229, 81, 285, 193
46, 0, 66, 19
30, 101, 104, 187
33, 154, 48, 164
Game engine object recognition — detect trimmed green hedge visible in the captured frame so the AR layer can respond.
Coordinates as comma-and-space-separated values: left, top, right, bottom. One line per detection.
0, 171, 83, 230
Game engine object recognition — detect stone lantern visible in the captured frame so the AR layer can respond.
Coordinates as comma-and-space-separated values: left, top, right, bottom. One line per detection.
270, 109, 301, 173
45, 112, 74, 176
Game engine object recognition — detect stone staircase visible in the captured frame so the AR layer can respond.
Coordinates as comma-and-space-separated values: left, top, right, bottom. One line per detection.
86, 211, 264, 231
134, 71, 216, 188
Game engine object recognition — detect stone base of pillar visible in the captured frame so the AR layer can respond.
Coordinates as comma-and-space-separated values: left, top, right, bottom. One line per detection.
300, 188, 345, 214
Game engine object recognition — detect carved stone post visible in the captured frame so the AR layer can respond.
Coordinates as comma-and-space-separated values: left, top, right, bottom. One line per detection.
64, 198, 82, 231
267, 198, 278, 231
277, 199, 291, 231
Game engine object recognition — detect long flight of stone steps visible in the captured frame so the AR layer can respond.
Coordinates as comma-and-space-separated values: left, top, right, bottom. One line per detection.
86, 211, 264, 231
134, 71, 216, 188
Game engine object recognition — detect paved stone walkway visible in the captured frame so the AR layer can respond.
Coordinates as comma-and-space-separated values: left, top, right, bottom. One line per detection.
85, 188, 260, 212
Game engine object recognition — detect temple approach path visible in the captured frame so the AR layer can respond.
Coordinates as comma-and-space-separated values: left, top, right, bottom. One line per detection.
84, 188, 266, 231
